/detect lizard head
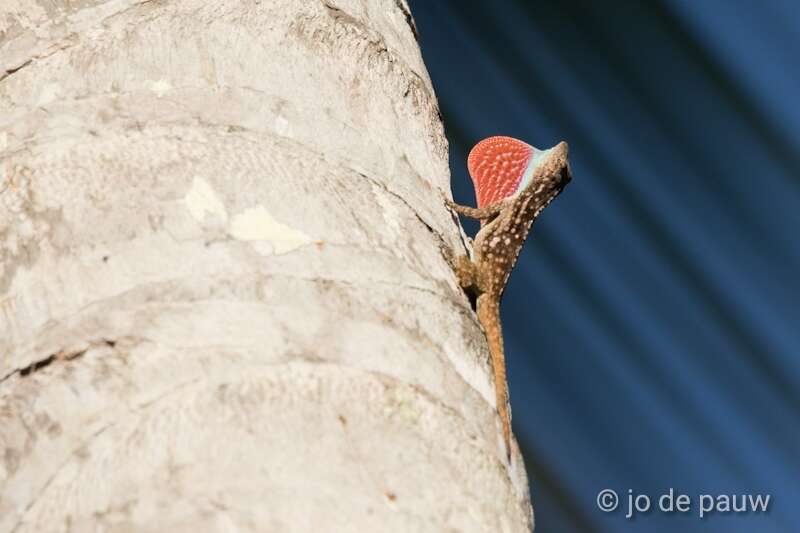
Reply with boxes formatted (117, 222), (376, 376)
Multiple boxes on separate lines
(467, 136), (571, 209)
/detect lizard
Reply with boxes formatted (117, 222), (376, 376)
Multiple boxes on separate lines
(444, 135), (572, 459)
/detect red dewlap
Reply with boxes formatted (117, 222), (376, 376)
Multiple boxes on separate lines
(467, 136), (533, 207)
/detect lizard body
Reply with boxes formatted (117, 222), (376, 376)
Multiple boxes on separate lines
(446, 136), (571, 458)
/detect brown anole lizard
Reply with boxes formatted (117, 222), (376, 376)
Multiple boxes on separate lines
(445, 136), (572, 459)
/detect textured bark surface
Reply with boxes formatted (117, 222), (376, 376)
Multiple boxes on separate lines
(0, 1), (532, 531)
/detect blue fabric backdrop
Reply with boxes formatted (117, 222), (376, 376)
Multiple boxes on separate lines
(411, 1), (799, 532)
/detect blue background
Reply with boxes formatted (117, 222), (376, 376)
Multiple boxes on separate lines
(411, 1), (799, 532)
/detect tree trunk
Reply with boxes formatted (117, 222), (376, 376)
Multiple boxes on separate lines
(0, 1), (532, 531)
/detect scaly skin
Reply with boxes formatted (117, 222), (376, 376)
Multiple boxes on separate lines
(447, 139), (571, 459)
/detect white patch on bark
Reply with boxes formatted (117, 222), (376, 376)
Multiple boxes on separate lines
(184, 177), (229, 224)
(36, 83), (61, 106)
(274, 115), (290, 135)
(149, 79), (172, 97)
(375, 191), (402, 242)
(229, 205), (312, 255)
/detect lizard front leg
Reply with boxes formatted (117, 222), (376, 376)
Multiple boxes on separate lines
(445, 198), (505, 221)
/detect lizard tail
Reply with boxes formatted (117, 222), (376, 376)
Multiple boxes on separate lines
(477, 295), (512, 459)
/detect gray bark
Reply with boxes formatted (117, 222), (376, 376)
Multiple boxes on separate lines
(0, 1), (532, 531)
